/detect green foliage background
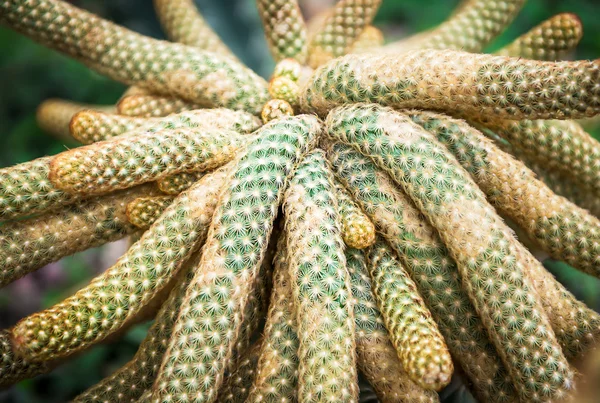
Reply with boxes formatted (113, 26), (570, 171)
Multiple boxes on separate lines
(0, 1), (599, 402)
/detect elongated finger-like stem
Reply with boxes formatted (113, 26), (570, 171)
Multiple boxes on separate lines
(117, 95), (199, 118)
(366, 237), (452, 390)
(0, 330), (49, 389)
(257, 0), (308, 63)
(151, 115), (321, 402)
(496, 13), (582, 61)
(350, 26), (384, 54)
(70, 109), (260, 144)
(10, 167), (230, 363)
(49, 128), (246, 195)
(346, 248), (439, 402)
(0, 184), (159, 287)
(0, 0), (269, 114)
(301, 50), (600, 120)
(334, 181), (376, 249)
(155, 171), (207, 195)
(322, 139), (518, 402)
(126, 195), (174, 229)
(219, 340), (263, 403)
(306, 0), (382, 68)
(326, 104), (573, 402)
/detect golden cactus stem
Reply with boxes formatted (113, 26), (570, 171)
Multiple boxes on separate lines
(0, 184), (159, 287)
(49, 127), (247, 196)
(300, 50), (600, 120)
(495, 13), (583, 61)
(321, 138), (518, 402)
(218, 339), (264, 403)
(350, 26), (385, 54)
(117, 94), (199, 118)
(346, 248), (439, 403)
(326, 104), (573, 402)
(9, 167), (230, 363)
(306, 0), (382, 68)
(126, 195), (175, 229)
(0, 330), (50, 389)
(0, 0), (269, 114)
(70, 108), (261, 144)
(36, 99), (115, 142)
(155, 171), (208, 195)
(153, 0), (236, 59)
(383, 0), (526, 53)
(334, 181), (376, 249)
(412, 111), (600, 280)
(257, 0), (308, 63)
(150, 115), (321, 402)
(283, 150), (358, 402)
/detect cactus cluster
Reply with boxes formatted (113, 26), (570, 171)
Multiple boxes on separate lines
(1, 0), (600, 402)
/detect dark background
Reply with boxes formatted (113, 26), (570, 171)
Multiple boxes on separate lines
(0, 1), (599, 401)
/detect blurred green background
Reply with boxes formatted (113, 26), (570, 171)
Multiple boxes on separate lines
(0, 0), (599, 401)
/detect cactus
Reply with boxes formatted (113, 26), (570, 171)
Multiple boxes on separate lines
(2, 0), (600, 402)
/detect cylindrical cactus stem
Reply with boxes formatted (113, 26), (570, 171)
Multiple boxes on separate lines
(334, 181), (376, 249)
(0, 184), (159, 287)
(155, 171), (207, 195)
(49, 128), (247, 196)
(153, 0), (236, 59)
(126, 195), (175, 229)
(366, 237), (453, 391)
(36, 99), (114, 142)
(0, 0), (269, 114)
(247, 235), (300, 403)
(150, 115), (321, 402)
(257, 0), (308, 63)
(412, 111), (600, 279)
(322, 138), (518, 403)
(350, 26), (385, 54)
(383, 0), (526, 53)
(70, 108), (261, 144)
(9, 166), (231, 363)
(283, 150), (358, 402)
(346, 248), (439, 403)
(117, 95), (199, 118)
(300, 50), (600, 120)
(218, 340), (264, 403)
(0, 330), (50, 389)
(495, 13), (583, 60)
(326, 104), (574, 402)
(306, 0), (382, 68)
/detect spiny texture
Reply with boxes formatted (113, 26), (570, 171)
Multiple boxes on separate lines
(301, 50), (600, 120)
(117, 95), (198, 118)
(334, 181), (376, 249)
(49, 128), (245, 195)
(126, 195), (175, 229)
(10, 167), (230, 362)
(496, 13), (583, 60)
(70, 108), (260, 144)
(322, 139), (518, 402)
(326, 104), (573, 401)
(366, 238), (453, 390)
(151, 115), (320, 403)
(261, 99), (294, 124)
(346, 248), (438, 403)
(283, 150), (358, 402)
(0, 0), (269, 114)
(156, 171), (207, 195)
(218, 340), (263, 403)
(0, 184), (158, 287)
(0, 330), (49, 389)
(257, 0), (307, 63)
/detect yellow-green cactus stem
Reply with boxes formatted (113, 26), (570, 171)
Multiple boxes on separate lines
(366, 237), (453, 390)
(219, 340), (263, 403)
(257, 0), (308, 63)
(383, 0), (526, 53)
(150, 115), (321, 403)
(272, 58), (303, 82)
(322, 139), (518, 402)
(268, 76), (299, 106)
(346, 248), (439, 403)
(306, 0), (382, 68)
(0, 184), (159, 287)
(0, 0), (269, 114)
(10, 167), (231, 363)
(495, 13), (583, 61)
(153, 0), (236, 59)
(0, 330), (50, 389)
(326, 104), (574, 401)
(49, 128), (246, 196)
(117, 94), (199, 118)
(126, 195), (175, 229)
(155, 171), (207, 195)
(350, 26), (385, 54)
(261, 99), (294, 124)
(300, 50), (600, 120)
(246, 235), (299, 403)
(283, 150), (358, 402)
(334, 181), (376, 249)
(70, 108), (261, 144)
